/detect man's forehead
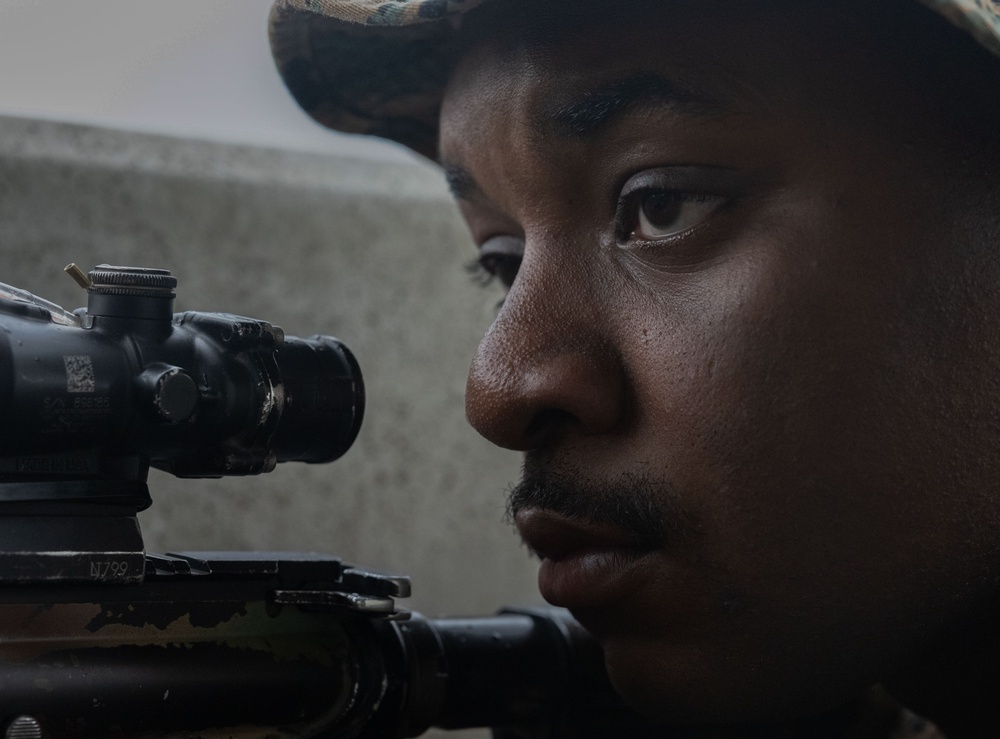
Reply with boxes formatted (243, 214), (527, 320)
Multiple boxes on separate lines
(442, 0), (853, 125)
(440, 67), (734, 202)
(439, 2), (807, 168)
(438, 0), (1000, 200)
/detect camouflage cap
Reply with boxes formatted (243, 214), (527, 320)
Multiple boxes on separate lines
(268, 0), (1000, 160)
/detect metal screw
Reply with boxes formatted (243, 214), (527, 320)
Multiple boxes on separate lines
(5, 716), (43, 739)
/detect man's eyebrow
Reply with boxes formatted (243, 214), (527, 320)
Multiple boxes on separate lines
(440, 75), (724, 200)
(545, 72), (726, 138)
(444, 163), (480, 201)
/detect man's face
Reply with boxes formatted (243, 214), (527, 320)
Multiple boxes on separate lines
(441, 0), (1000, 724)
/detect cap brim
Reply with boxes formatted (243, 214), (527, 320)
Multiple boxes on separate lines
(270, 0), (1000, 162)
(269, 3), (457, 160)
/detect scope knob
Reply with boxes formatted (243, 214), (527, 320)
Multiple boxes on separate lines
(139, 365), (199, 423)
(88, 265), (176, 297)
(86, 265), (176, 321)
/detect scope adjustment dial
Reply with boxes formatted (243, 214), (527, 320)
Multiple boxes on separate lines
(88, 265), (177, 298)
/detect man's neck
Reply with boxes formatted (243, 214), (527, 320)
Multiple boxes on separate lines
(883, 601), (1000, 739)
(661, 689), (926, 739)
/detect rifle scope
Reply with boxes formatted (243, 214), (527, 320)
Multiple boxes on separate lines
(0, 264), (364, 477)
(0, 264), (364, 584)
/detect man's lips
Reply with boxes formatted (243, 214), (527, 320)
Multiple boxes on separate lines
(515, 507), (659, 609)
(515, 507), (646, 559)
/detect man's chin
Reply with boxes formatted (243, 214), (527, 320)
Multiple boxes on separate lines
(598, 633), (872, 730)
(600, 636), (730, 725)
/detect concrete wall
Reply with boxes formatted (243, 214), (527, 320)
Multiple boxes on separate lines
(0, 115), (540, 738)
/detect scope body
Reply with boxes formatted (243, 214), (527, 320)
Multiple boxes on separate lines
(0, 266), (364, 478)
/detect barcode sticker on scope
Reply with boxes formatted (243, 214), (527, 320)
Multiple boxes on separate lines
(63, 355), (95, 393)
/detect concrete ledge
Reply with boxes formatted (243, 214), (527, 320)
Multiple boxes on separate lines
(0, 114), (537, 618)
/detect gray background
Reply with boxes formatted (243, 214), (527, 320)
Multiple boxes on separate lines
(0, 0), (409, 162)
(0, 114), (541, 738)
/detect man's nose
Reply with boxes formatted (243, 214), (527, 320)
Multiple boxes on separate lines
(464, 258), (627, 452)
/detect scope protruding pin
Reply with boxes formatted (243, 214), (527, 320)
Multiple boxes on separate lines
(64, 263), (93, 290)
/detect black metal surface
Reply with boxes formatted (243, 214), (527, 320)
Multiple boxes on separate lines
(0, 553), (406, 738)
(0, 641), (351, 736)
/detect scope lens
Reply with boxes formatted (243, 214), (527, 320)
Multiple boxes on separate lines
(272, 336), (364, 464)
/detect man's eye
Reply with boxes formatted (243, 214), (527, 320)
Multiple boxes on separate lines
(626, 189), (723, 241)
(467, 235), (523, 289)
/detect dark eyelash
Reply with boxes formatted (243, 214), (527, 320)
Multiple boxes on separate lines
(466, 257), (497, 287)
(466, 255), (517, 311)
(465, 259), (507, 310)
(467, 251), (522, 290)
(615, 189), (715, 240)
(615, 188), (663, 238)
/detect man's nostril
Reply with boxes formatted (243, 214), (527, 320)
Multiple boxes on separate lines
(524, 408), (578, 447)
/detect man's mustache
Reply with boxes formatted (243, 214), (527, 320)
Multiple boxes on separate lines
(505, 461), (700, 551)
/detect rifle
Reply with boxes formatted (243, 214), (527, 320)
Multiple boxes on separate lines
(0, 264), (661, 738)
